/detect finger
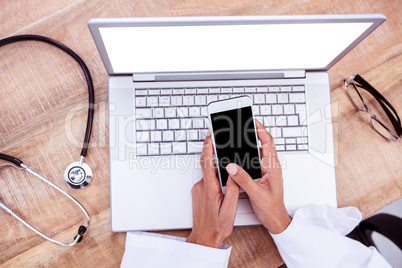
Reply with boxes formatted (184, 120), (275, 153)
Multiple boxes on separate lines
(226, 163), (259, 195)
(255, 119), (277, 175)
(220, 177), (240, 217)
(200, 132), (220, 188)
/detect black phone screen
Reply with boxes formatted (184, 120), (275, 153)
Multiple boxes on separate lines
(211, 106), (262, 186)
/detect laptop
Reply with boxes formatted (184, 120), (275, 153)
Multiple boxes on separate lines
(88, 14), (385, 231)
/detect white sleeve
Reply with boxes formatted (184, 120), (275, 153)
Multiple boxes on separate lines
(270, 204), (392, 268)
(120, 232), (231, 268)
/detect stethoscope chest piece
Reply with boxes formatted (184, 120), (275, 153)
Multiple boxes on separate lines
(64, 160), (92, 189)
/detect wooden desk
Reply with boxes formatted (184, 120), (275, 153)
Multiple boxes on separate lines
(1, 0), (401, 267)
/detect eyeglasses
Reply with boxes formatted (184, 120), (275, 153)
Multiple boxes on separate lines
(344, 75), (401, 142)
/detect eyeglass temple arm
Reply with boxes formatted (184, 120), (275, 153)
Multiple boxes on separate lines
(354, 75), (402, 136)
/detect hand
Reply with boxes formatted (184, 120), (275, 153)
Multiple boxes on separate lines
(225, 120), (291, 234)
(187, 131), (240, 248)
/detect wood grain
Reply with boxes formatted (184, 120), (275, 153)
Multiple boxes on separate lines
(0, 0), (401, 267)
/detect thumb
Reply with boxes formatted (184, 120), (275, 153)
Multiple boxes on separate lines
(226, 163), (258, 195)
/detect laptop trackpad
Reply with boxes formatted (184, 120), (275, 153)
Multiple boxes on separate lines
(237, 199), (253, 214)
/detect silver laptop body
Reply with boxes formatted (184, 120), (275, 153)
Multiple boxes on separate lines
(88, 14), (385, 231)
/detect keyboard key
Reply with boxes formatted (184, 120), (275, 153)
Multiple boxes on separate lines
(209, 88), (220, 94)
(219, 94), (230, 100)
(255, 116), (264, 125)
(197, 88), (209, 94)
(272, 105), (283, 115)
(136, 108), (152, 118)
(169, 119), (180, 129)
(189, 107), (201, 117)
(188, 141), (204, 154)
(275, 138), (285, 145)
(183, 96), (194, 106)
(289, 93), (306, 103)
(264, 116), (275, 127)
(188, 130), (199, 140)
(283, 104), (295, 114)
(147, 96), (158, 107)
(292, 86), (305, 92)
(136, 120), (155, 131)
(161, 89), (172, 95)
(135, 97), (146, 107)
(201, 107), (208, 116)
(253, 106), (260, 115)
(199, 129), (208, 140)
(165, 107), (176, 118)
(295, 104), (307, 125)
(207, 95), (218, 103)
(153, 108), (164, 118)
(195, 95), (207, 106)
(136, 131), (149, 142)
(254, 94), (265, 104)
(160, 143), (172, 154)
(286, 144), (297, 151)
(156, 119), (168, 130)
(277, 93), (289, 103)
(171, 96), (182, 106)
(297, 137), (308, 144)
(233, 87), (245, 93)
(257, 87), (268, 92)
(204, 118), (209, 128)
(173, 142), (187, 154)
(185, 88), (197, 94)
(260, 105), (272, 115)
(159, 96), (170, 106)
(276, 116), (287, 126)
(270, 127), (282, 138)
(136, 89), (148, 95)
(148, 89), (160, 95)
(148, 143), (159, 155)
(286, 138), (296, 144)
(269, 86), (280, 92)
(180, 118), (192, 129)
(265, 94), (277, 103)
(221, 87), (232, 93)
(280, 86), (292, 92)
(163, 131), (174, 141)
(297, 144), (309, 150)
(136, 144), (147, 155)
(282, 127), (307, 137)
(245, 87), (257, 93)
(287, 115), (299, 126)
(150, 131), (162, 142)
(173, 88), (185, 95)
(276, 145), (285, 151)
(175, 130), (187, 141)
(193, 118), (204, 128)
(177, 107), (189, 117)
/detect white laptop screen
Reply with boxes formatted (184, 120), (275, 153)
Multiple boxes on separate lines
(98, 22), (372, 73)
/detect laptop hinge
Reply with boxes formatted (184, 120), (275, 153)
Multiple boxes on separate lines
(133, 70), (305, 82)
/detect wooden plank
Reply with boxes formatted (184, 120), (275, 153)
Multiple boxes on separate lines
(0, 0), (401, 267)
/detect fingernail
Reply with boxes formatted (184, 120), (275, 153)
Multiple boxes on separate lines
(206, 129), (211, 136)
(226, 164), (237, 175)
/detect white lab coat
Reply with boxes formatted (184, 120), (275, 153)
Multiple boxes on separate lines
(120, 205), (391, 268)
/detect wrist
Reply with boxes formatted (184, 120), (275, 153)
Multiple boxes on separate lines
(265, 212), (292, 234)
(187, 232), (222, 248)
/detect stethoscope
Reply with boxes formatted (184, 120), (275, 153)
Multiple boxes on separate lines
(0, 35), (94, 246)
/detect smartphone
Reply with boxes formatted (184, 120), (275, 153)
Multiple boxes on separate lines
(208, 96), (262, 193)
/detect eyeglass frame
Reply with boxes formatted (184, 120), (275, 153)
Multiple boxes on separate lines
(344, 74), (401, 142)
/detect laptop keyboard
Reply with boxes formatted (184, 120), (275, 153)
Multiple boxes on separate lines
(135, 85), (308, 156)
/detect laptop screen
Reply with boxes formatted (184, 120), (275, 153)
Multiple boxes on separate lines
(97, 20), (375, 74)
